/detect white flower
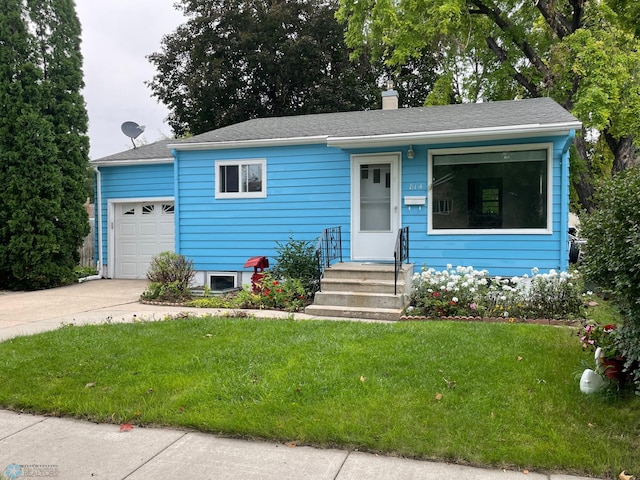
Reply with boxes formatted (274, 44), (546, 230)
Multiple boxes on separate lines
(531, 267), (539, 274)
(452, 297), (459, 303)
(446, 263), (453, 270)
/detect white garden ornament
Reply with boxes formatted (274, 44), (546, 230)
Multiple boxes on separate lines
(579, 347), (607, 394)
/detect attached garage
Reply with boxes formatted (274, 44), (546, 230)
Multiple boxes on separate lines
(112, 200), (175, 279)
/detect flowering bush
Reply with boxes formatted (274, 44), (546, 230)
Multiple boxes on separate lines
(579, 323), (620, 358)
(408, 265), (585, 320)
(235, 273), (307, 312)
(410, 265), (490, 317)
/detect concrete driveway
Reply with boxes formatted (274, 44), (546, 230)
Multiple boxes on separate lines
(0, 278), (322, 342)
(0, 279), (150, 341)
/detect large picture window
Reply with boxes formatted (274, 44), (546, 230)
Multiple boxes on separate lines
(429, 146), (551, 233)
(215, 159), (266, 199)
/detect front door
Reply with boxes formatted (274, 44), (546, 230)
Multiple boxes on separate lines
(351, 154), (401, 261)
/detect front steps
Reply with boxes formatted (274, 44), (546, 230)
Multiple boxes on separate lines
(305, 262), (414, 321)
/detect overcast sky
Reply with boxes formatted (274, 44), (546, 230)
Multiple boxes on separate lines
(75, 1), (185, 160)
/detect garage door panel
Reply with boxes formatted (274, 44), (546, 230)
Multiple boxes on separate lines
(140, 242), (160, 255)
(120, 262), (139, 277)
(120, 242), (138, 256)
(119, 223), (138, 237)
(140, 223), (158, 236)
(158, 223), (174, 235)
(115, 201), (175, 279)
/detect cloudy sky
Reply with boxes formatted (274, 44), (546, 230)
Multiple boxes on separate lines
(75, 1), (186, 160)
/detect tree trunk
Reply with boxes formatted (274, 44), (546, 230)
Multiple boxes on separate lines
(572, 130), (596, 213)
(605, 132), (639, 173)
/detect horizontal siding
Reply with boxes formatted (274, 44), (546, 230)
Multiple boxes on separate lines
(176, 145), (351, 271)
(91, 134), (571, 279)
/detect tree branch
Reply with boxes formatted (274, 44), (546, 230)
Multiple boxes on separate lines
(485, 37), (539, 97)
(535, 0), (571, 39)
(468, 0), (549, 79)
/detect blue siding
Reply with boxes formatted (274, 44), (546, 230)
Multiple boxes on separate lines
(97, 163), (174, 266)
(99, 131), (573, 279)
(175, 145), (351, 271)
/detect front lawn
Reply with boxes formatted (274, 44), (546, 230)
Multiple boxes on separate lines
(0, 318), (637, 478)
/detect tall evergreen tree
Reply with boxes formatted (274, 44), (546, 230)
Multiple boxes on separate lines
(0, 0), (90, 289)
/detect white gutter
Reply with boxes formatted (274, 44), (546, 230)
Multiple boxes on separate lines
(92, 166), (104, 278)
(327, 122), (583, 148)
(169, 135), (329, 151)
(90, 157), (173, 167)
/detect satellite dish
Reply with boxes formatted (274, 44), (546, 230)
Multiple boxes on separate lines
(121, 121), (146, 148)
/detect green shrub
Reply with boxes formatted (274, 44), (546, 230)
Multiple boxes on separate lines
(581, 166), (640, 391)
(141, 252), (194, 302)
(270, 234), (320, 297)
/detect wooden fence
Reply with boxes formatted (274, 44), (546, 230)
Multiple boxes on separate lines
(79, 221), (95, 268)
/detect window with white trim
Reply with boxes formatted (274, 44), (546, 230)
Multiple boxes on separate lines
(215, 159), (267, 199)
(429, 145), (551, 234)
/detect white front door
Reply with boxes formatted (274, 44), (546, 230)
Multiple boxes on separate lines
(351, 154), (401, 261)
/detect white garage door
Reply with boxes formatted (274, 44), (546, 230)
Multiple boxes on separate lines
(115, 201), (175, 279)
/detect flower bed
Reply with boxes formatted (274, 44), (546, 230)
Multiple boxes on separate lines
(406, 265), (585, 322)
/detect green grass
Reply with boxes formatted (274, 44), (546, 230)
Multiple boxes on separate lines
(0, 317), (637, 478)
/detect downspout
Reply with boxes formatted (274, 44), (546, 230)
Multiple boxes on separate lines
(172, 149), (180, 256)
(93, 166), (104, 278)
(559, 131), (575, 271)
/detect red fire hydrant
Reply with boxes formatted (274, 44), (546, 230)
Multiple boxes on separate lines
(244, 256), (269, 293)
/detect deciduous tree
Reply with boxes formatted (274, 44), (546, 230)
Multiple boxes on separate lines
(337, 0), (640, 211)
(147, 0), (388, 136)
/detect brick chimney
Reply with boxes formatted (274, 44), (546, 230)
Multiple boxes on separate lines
(382, 80), (399, 110)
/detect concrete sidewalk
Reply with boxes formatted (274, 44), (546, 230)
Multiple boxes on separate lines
(0, 411), (594, 480)
(0, 280), (601, 480)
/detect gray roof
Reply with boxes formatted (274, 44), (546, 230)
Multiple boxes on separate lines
(91, 139), (174, 165)
(93, 97), (580, 164)
(182, 97), (579, 145)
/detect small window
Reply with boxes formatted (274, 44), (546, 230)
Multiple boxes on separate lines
(215, 159), (267, 199)
(142, 204), (155, 215)
(162, 204), (174, 215)
(208, 272), (240, 291)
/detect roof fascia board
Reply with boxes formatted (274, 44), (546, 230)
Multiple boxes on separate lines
(91, 157), (174, 167)
(326, 122), (583, 148)
(169, 135), (329, 151)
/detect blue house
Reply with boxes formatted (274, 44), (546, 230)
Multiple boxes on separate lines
(92, 94), (580, 318)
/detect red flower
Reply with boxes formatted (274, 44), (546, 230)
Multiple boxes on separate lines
(433, 291), (440, 298)
(604, 324), (617, 332)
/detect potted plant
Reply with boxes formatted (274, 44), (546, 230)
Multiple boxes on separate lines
(579, 323), (625, 380)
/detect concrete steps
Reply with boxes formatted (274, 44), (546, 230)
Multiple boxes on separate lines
(305, 263), (414, 321)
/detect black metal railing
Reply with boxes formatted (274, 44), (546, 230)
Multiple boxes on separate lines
(394, 226), (409, 295)
(315, 226), (342, 292)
